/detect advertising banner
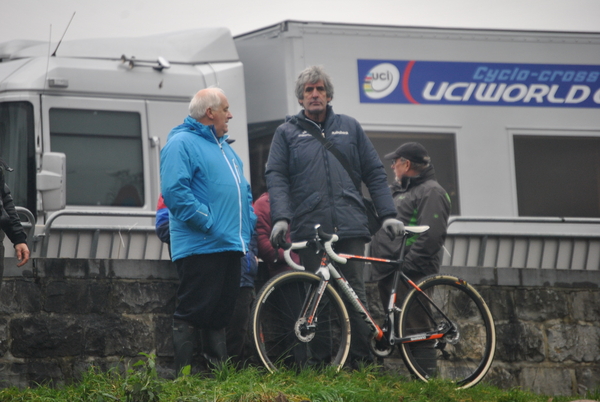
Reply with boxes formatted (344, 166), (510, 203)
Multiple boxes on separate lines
(358, 59), (600, 108)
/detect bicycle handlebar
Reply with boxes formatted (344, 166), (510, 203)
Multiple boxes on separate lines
(283, 241), (308, 270)
(281, 224), (430, 271)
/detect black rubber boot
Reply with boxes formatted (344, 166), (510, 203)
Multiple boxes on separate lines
(173, 319), (196, 377)
(203, 328), (228, 367)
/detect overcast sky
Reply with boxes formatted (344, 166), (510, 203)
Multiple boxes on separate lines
(1, 0), (599, 44)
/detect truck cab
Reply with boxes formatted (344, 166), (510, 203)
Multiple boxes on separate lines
(0, 29), (249, 259)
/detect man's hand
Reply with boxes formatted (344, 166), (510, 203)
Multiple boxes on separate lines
(270, 220), (289, 249)
(14, 243), (30, 267)
(382, 218), (404, 240)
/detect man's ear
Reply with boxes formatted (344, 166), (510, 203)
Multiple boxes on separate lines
(205, 107), (214, 119)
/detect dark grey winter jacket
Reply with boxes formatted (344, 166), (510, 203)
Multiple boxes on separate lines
(266, 106), (396, 242)
(370, 165), (450, 280)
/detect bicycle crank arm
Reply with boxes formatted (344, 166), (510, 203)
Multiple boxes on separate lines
(397, 331), (445, 344)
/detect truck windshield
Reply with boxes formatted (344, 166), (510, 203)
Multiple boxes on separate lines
(0, 101), (34, 212)
(49, 108), (145, 207)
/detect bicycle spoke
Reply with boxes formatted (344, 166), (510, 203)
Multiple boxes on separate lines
(398, 275), (496, 388)
(252, 271), (351, 372)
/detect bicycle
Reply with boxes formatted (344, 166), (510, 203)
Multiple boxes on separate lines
(251, 224), (496, 389)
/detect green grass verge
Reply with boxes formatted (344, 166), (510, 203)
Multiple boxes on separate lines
(0, 354), (597, 402)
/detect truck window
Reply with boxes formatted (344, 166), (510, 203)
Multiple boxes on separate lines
(0, 101), (35, 213)
(49, 108), (144, 207)
(367, 131), (460, 216)
(514, 135), (600, 218)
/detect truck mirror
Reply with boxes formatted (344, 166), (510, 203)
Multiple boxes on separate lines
(37, 152), (66, 211)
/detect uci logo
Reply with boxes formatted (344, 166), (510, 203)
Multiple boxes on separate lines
(363, 63), (400, 99)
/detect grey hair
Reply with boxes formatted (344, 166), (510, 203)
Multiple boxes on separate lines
(189, 87), (225, 120)
(399, 156), (430, 172)
(294, 66), (334, 101)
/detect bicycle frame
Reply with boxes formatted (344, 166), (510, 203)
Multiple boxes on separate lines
(284, 226), (456, 348)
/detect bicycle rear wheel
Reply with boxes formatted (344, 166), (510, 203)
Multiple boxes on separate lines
(398, 275), (495, 389)
(251, 271), (351, 372)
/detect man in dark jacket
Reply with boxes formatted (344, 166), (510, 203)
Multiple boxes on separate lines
(370, 142), (450, 375)
(266, 65), (404, 367)
(370, 142), (450, 292)
(0, 160), (29, 279)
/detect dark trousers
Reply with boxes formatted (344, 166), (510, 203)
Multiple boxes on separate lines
(226, 286), (255, 363)
(174, 252), (241, 330)
(298, 237), (373, 363)
(0, 231), (5, 285)
(378, 271), (436, 350)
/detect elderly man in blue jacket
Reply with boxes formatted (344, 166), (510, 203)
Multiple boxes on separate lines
(160, 87), (256, 376)
(266, 66), (404, 368)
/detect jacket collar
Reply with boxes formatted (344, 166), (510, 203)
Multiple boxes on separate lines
(183, 116), (229, 144)
(289, 104), (334, 127)
(392, 165), (437, 193)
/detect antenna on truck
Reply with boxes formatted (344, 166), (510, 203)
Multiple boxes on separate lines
(51, 11), (76, 57)
(43, 25), (52, 91)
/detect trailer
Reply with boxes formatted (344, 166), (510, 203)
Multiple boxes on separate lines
(0, 29), (250, 260)
(235, 21), (600, 270)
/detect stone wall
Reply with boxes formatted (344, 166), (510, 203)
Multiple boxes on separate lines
(0, 259), (179, 388)
(0, 258), (598, 396)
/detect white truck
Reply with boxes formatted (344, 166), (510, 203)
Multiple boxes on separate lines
(235, 21), (600, 270)
(0, 29), (250, 260)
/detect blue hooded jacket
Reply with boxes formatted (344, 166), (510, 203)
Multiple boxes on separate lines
(160, 116), (256, 261)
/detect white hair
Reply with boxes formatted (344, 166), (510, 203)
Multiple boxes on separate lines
(189, 87), (225, 120)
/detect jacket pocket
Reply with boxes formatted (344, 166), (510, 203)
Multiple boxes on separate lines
(293, 192), (321, 219)
(341, 188), (364, 209)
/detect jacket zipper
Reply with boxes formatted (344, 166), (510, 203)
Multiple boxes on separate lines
(214, 132), (246, 253)
(304, 118), (339, 232)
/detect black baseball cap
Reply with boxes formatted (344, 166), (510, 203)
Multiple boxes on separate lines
(384, 142), (430, 164)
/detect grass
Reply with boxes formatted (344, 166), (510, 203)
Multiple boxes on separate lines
(0, 354), (597, 402)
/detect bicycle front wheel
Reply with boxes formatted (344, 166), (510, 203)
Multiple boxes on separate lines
(251, 271), (351, 372)
(398, 274), (496, 389)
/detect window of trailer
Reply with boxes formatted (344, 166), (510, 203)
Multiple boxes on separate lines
(514, 134), (600, 218)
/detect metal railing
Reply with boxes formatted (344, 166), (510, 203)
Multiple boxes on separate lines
(15, 207), (36, 241)
(33, 209), (168, 260)
(445, 217), (600, 270)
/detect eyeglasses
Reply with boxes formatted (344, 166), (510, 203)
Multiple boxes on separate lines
(392, 158), (411, 168)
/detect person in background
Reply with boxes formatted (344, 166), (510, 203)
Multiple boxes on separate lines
(225, 232), (258, 365)
(0, 158), (29, 281)
(254, 191), (299, 279)
(160, 87), (256, 376)
(155, 194), (170, 258)
(265, 65), (404, 367)
(370, 142), (450, 375)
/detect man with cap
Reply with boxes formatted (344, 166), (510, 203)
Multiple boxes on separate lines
(369, 141), (450, 375)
